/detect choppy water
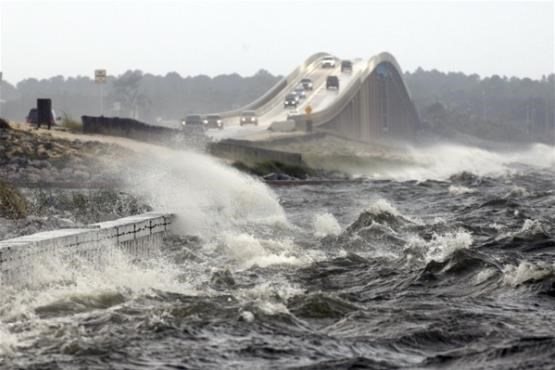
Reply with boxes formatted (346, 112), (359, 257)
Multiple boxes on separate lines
(1, 143), (554, 369)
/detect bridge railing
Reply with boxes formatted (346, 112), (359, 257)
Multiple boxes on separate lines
(307, 52), (415, 129)
(213, 52), (331, 119)
(308, 64), (366, 127)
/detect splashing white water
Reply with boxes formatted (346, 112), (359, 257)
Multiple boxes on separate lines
(503, 261), (554, 287)
(313, 213), (342, 238)
(448, 185), (477, 195)
(124, 149), (288, 237)
(304, 139), (555, 181)
(518, 219), (545, 234)
(236, 280), (304, 315)
(365, 198), (422, 226)
(0, 245), (193, 322)
(505, 185), (529, 198)
(240, 310), (255, 322)
(1, 147), (296, 341)
(367, 198), (401, 216)
(0, 243), (199, 356)
(224, 233), (302, 268)
(475, 268), (498, 285)
(116, 147), (306, 271)
(406, 230), (474, 263)
(0, 327), (17, 356)
(427, 230), (473, 262)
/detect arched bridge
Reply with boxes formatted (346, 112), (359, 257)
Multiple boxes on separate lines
(207, 52), (420, 144)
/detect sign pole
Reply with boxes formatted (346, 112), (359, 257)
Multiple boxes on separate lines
(304, 104), (313, 132)
(0, 72), (3, 118)
(95, 69), (107, 116)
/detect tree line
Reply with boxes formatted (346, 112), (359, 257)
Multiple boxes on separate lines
(0, 69), (280, 124)
(404, 68), (554, 143)
(1, 67), (553, 143)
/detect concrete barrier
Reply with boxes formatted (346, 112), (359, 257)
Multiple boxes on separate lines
(0, 212), (173, 285)
(268, 120), (296, 132)
(81, 116), (208, 149)
(209, 139), (303, 166)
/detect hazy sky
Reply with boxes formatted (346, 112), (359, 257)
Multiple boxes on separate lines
(0, 0), (553, 84)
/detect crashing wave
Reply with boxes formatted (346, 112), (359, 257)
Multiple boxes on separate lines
(448, 185), (477, 195)
(405, 230), (474, 264)
(505, 185), (530, 198)
(313, 213), (342, 238)
(346, 199), (414, 234)
(502, 261), (554, 287)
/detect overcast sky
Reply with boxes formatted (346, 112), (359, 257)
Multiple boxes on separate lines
(0, 0), (553, 84)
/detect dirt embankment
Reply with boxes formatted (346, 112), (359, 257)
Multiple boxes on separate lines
(0, 123), (134, 186)
(0, 123), (152, 240)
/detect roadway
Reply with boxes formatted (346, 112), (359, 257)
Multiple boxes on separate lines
(206, 56), (365, 142)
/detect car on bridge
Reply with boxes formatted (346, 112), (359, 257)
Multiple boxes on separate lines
(326, 75), (340, 90)
(182, 114), (203, 127)
(321, 56), (336, 68)
(300, 78), (313, 90)
(293, 86), (306, 100)
(203, 114), (223, 129)
(181, 114), (206, 134)
(240, 110), (258, 126)
(284, 93), (298, 108)
(341, 60), (353, 73)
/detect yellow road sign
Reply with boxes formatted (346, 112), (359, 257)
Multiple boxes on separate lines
(304, 105), (312, 115)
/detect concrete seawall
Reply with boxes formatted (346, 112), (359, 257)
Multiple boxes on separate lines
(209, 139), (304, 166)
(0, 212), (173, 285)
(81, 116), (304, 166)
(82, 116), (179, 143)
(81, 116), (208, 149)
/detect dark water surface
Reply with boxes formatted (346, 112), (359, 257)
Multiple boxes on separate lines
(1, 153), (554, 369)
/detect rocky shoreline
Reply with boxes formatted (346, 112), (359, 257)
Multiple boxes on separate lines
(0, 123), (130, 186)
(0, 123), (149, 240)
(0, 121), (347, 240)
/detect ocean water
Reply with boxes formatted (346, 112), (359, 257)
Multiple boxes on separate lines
(1, 142), (554, 369)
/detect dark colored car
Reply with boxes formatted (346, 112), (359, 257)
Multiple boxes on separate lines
(284, 94), (298, 108)
(341, 60), (353, 73)
(326, 76), (340, 90)
(182, 114), (203, 126)
(204, 114), (223, 129)
(25, 108), (38, 124)
(26, 108), (58, 126)
(300, 78), (313, 90)
(181, 114), (206, 134)
(293, 86), (306, 100)
(240, 111), (258, 126)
